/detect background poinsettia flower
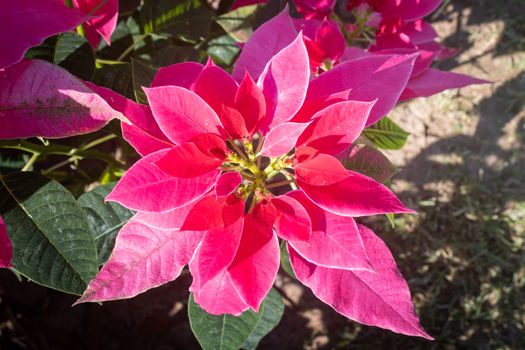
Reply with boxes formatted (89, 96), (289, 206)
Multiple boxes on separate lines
(72, 0), (119, 48)
(0, 215), (12, 268)
(77, 31), (430, 339)
(231, 0), (335, 19)
(294, 19), (346, 72)
(249, 7), (486, 104)
(234, 9), (418, 126)
(0, 0), (88, 69)
(344, 0), (489, 96)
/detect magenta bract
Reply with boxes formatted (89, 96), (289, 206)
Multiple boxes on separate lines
(73, 0), (119, 48)
(0, 0), (87, 69)
(0, 60), (125, 139)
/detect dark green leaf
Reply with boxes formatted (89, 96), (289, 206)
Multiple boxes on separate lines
(343, 144), (399, 183)
(189, 289), (283, 350)
(207, 35), (240, 66)
(279, 240), (296, 278)
(0, 172), (98, 295)
(0, 153), (26, 173)
(140, 0), (214, 42)
(54, 33), (96, 80)
(153, 45), (202, 67)
(216, 5), (258, 43)
(25, 33), (95, 80)
(131, 59), (157, 104)
(363, 117), (410, 150)
(78, 183), (134, 265)
(241, 288), (284, 350)
(94, 63), (134, 99)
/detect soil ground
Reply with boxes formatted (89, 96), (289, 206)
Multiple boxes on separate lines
(1, 0), (524, 349)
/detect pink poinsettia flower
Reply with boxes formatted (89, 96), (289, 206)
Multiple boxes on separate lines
(72, 0), (119, 48)
(233, 9), (418, 126)
(240, 7), (486, 102)
(231, 0), (335, 19)
(78, 31), (431, 338)
(294, 19), (346, 73)
(345, 1), (457, 67)
(0, 215), (12, 268)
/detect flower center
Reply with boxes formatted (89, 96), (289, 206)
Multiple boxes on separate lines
(221, 133), (295, 206)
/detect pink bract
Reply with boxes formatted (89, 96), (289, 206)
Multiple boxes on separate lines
(73, 0), (119, 48)
(0, 215), (12, 268)
(78, 31), (430, 339)
(0, 60), (125, 139)
(0, 0), (88, 69)
(294, 19), (346, 73)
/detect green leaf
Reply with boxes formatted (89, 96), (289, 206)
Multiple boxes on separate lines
(78, 183), (134, 265)
(207, 35), (240, 66)
(216, 5), (258, 43)
(140, 0), (214, 42)
(241, 288), (285, 350)
(343, 144), (399, 183)
(54, 32), (96, 80)
(189, 288), (284, 350)
(0, 172), (98, 295)
(386, 213), (395, 228)
(363, 117), (410, 150)
(94, 63), (134, 99)
(153, 45), (202, 67)
(25, 32), (95, 80)
(131, 59), (157, 104)
(0, 153), (26, 173)
(279, 240), (296, 278)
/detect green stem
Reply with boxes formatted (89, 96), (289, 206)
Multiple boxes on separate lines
(21, 153), (41, 172)
(42, 158), (77, 176)
(0, 134), (121, 174)
(96, 59), (126, 66)
(83, 134), (116, 150)
(116, 34), (149, 61)
(41, 134), (118, 175)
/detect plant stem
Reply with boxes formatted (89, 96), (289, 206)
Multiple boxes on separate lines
(83, 134), (116, 150)
(21, 153), (40, 172)
(41, 134), (117, 175)
(116, 34), (149, 61)
(42, 158), (77, 176)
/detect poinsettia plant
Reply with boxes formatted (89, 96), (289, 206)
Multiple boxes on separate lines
(0, 0), (486, 348)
